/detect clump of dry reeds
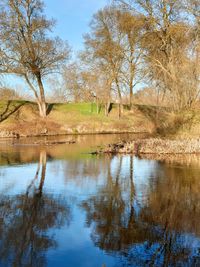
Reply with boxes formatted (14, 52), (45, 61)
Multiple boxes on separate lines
(99, 138), (200, 155)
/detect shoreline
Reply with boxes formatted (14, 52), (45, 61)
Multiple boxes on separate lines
(1, 130), (200, 156)
(1, 132), (200, 155)
(96, 138), (200, 155)
(0, 130), (149, 139)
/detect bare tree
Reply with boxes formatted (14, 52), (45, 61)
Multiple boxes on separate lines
(80, 68), (112, 114)
(84, 6), (125, 118)
(0, 0), (70, 118)
(117, 10), (145, 106)
(47, 76), (67, 103)
(117, 0), (200, 110)
(185, 0), (200, 106)
(0, 87), (20, 100)
(62, 62), (83, 103)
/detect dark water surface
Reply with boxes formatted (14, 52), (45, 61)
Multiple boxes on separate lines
(0, 134), (200, 267)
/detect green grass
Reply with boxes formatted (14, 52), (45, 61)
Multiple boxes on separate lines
(53, 102), (105, 117)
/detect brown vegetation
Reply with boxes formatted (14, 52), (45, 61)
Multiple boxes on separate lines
(99, 138), (200, 155)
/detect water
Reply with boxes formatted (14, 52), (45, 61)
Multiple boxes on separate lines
(0, 134), (200, 267)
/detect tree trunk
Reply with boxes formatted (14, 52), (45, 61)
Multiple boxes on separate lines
(129, 78), (134, 108)
(38, 150), (47, 196)
(36, 73), (47, 118)
(129, 60), (135, 108)
(96, 98), (100, 114)
(118, 102), (121, 119)
(105, 79), (113, 116)
(115, 78), (122, 119)
(105, 101), (111, 116)
(128, 39), (135, 109)
(37, 100), (46, 118)
(130, 90), (133, 108)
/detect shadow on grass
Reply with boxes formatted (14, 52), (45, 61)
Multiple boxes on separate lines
(136, 104), (167, 125)
(0, 101), (26, 123)
(157, 112), (196, 136)
(136, 104), (195, 136)
(46, 103), (54, 115)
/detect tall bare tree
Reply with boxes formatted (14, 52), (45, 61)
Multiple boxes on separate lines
(84, 6), (125, 118)
(0, 0), (70, 118)
(117, 10), (145, 106)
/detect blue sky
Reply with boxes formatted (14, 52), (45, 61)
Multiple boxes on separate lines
(44, 0), (108, 52)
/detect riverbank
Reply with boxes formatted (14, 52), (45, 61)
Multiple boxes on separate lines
(1, 100), (200, 139)
(97, 138), (200, 155)
(0, 100), (154, 137)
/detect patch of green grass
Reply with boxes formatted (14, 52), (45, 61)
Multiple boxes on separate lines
(53, 102), (105, 116)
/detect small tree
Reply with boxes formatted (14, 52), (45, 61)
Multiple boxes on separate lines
(0, 87), (20, 100)
(62, 62), (83, 103)
(0, 0), (70, 118)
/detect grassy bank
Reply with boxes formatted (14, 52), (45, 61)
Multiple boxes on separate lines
(0, 100), (154, 137)
(0, 100), (200, 138)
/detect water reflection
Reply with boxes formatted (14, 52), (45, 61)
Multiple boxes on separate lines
(0, 150), (70, 267)
(81, 156), (200, 266)
(0, 140), (200, 266)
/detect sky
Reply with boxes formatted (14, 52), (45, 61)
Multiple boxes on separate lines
(44, 0), (108, 52)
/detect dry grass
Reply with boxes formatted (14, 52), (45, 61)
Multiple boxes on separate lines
(100, 138), (200, 154)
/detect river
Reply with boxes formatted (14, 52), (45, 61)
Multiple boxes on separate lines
(0, 134), (200, 267)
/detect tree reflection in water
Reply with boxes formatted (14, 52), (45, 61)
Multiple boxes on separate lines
(0, 150), (70, 267)
(81, 156), (200, 266)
